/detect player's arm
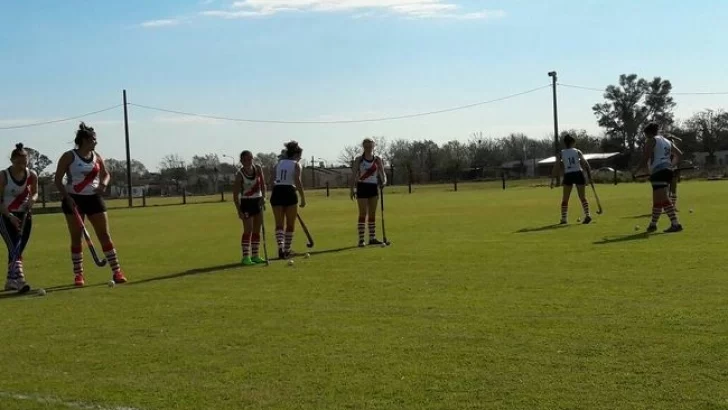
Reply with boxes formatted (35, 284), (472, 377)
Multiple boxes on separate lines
(28, 170), (39, 206)
(634, 139), (654, 176)
(54, 151), (74, 200)
(232, 171), (242, 213)
(671, 144), (683, 166)
(551, 152), (562, 178)
(0, 172), (9, 217)
(295, 162), (306, 206)
(376, 157), (387, 187)
(578, 150), (592, 180)
(95, 155), (110, 194)
(257, 165), (267, 200)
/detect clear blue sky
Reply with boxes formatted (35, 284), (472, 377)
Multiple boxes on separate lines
(1, 0), (727, 172)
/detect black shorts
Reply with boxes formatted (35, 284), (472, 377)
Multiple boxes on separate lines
(356, 182), (379, 199)
(650, 169), (674, 190)
(61, 194), (107, 216)
(563, 171), (586, 186)
(270, 185), (298, 207)
(239, 198), (262, 218)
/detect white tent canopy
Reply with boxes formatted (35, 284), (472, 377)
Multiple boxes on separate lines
(538, 152), (620, 165)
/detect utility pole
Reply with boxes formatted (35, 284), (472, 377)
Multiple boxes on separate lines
(548, 71), (560, 187)
(123, 90), (133, 207)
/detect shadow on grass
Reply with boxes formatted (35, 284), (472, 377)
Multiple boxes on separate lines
(0, 246), (362, 299)
(593, 232), (659, 245)
(516, 224), (570, 233)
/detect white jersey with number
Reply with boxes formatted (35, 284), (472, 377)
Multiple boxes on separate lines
(561, 148), (582, 174)
(2, 168), (31, 212)
(66, 150), (101, 196)
(274, 159), (297, 186)
(650, 136), (672, 173)
(239, 167), (263, 198)
(358, 156), (379, 184)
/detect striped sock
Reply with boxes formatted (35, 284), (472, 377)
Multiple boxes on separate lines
(7, 257), (22, 280)
(251, 233), (260, 258)
(650, 203), (662, 226)
(581, 199), (591, 217)
(368, 221), (376, 241)
(357, 217), (365, 242)
(663, 201), (679, 225)
(560, 201), (568, 221)
(242, 233), (252, 259)
(284, 229), (294, 253)
(275, 228), (284, 249)
(670, 194), (678, 209)
(71, 246), (84, 276)
(102, 242), (122, 274)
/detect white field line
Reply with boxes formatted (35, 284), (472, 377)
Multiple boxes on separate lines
(0, 391), (143, 410)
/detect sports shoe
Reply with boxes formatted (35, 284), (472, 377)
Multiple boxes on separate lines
(582, 216), (592, 225)
(368, 238), (383, 246)
(664, 224), (683, 233)
(242, 257), (255, 266)
(358, 240), (366, 248)
(74, 273), (86, 287)
(4, 277), (30, 293)
(251, 256), (267, 264)
(112, 271), (127, 284)
(559, 219), (567, 225)
(646, 224), (658, 233)
(278, 248), (285, 260)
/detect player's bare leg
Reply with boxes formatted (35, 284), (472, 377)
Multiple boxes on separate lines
(356, 198), (368, 247)
(366, 196), (381, 245)
(88, 212), (127, 283)
(576, 184), (592, 224)
(560, 185), (573, 224)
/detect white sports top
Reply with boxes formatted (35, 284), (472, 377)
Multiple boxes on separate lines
(651, 136), (672, 173)
(239, 166), (263, 198)
(358, 156), (379, 184)
(561, 148), (582, 173)
(66, 150), (101, 196)
(274, 159), (297, 186)
(2, 168), (31, 212)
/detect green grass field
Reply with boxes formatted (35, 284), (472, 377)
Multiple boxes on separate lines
(1, 181), (727, 410)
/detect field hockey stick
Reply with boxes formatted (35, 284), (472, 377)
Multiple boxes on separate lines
(588, 181), (604, 215)
(296, 214), (314, 248)
(71, 205), (107, 267)
(634, 166), (698, 179)
(260, 199), (270, 266)
(7, 211), (30, 273)
(379, 186), (390, 245)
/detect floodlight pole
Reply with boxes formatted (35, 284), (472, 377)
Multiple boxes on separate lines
(548, 71), (560, 187)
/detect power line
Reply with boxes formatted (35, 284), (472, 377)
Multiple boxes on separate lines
(559, 83), (728, 96)
(0, 104), (123, 131)
(128, 85), (552, 125)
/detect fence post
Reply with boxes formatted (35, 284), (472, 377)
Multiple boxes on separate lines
(182, 189), (187, 205)
(326, 181), (330, 198)
(41, 182), (47, 208)
(142, 190), (147, 207)
(502, 172), (506, 190)
(220, 187), (225, 202)
(453, 176), (458, 192)
(613, 168), (618, 185)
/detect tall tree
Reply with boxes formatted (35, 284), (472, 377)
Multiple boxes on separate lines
(24, 147), (52, 175)
(592, 74), (676, 155)
(159, 154), (188, 191)
(685, 109), (728, 165)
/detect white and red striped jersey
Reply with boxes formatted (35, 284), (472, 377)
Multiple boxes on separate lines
(239, 166), (263, 198)
(357, 156), (380, 184)
(2, 168), (33, 212)
(65, 150), (101, 196)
